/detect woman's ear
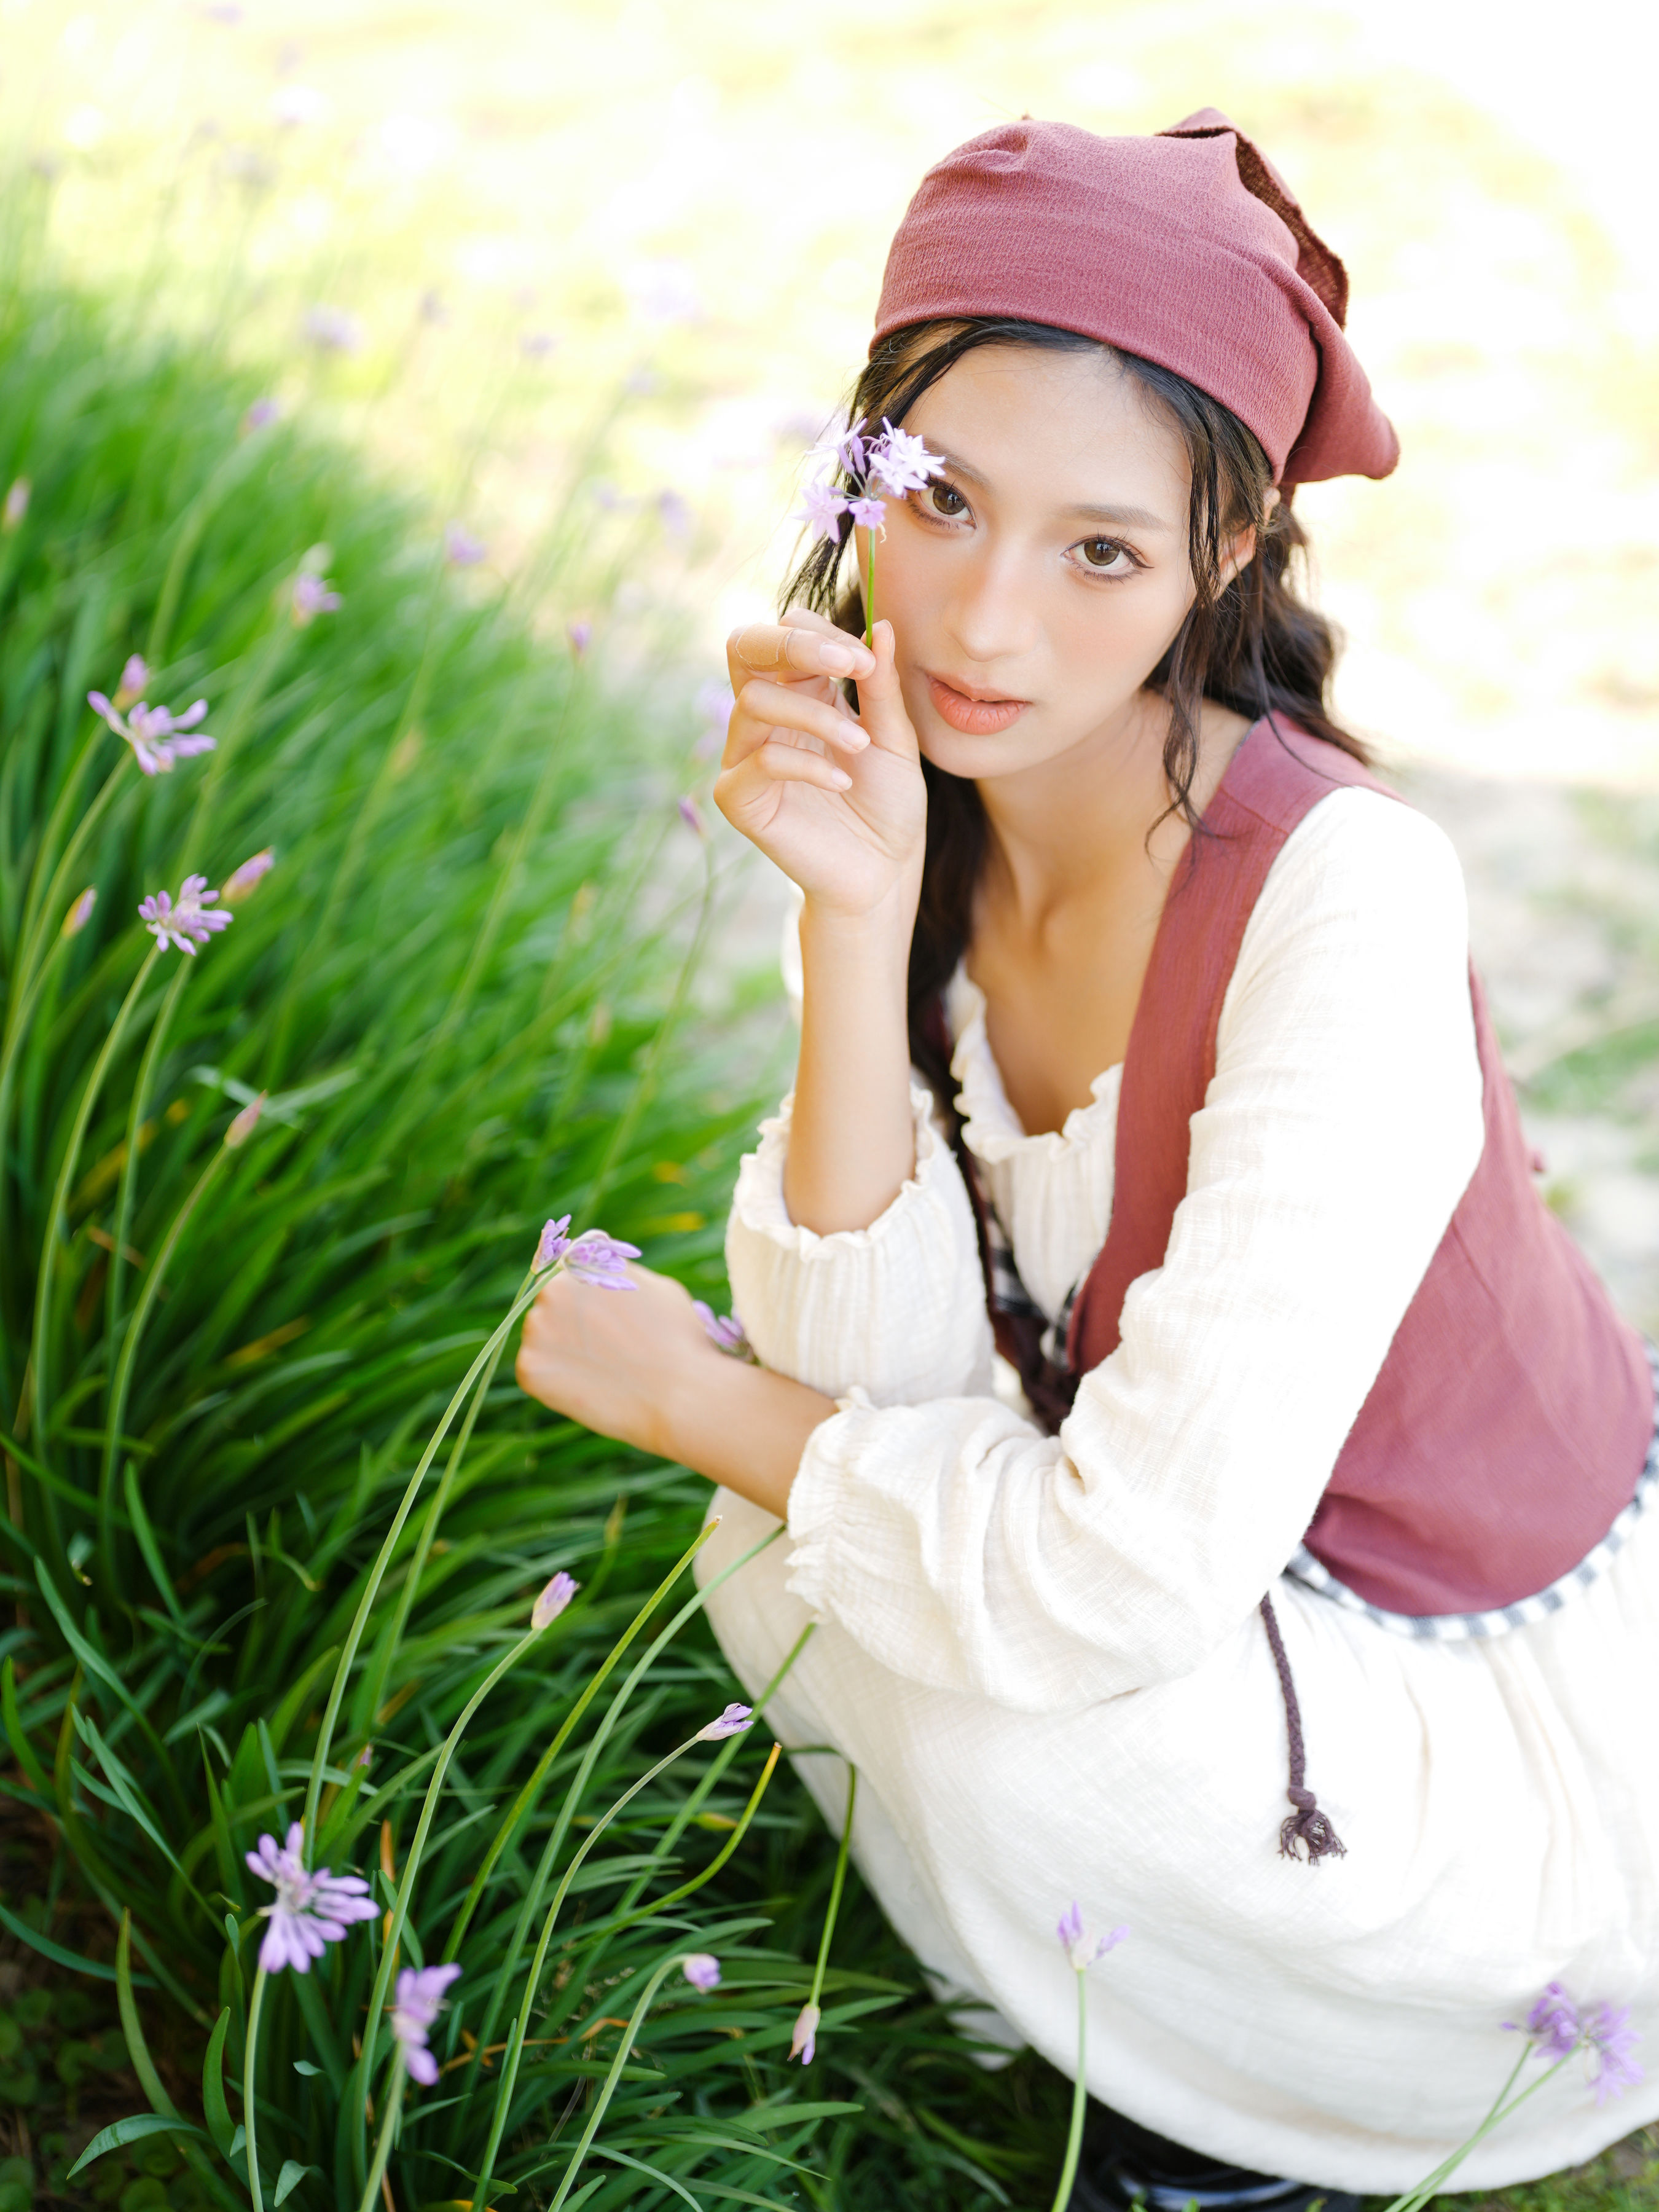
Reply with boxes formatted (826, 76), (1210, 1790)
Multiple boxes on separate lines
(1219, 487), (1281, 587)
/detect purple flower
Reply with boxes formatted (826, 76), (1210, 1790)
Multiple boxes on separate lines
(682, 1953), (721, 1993)
(390, 1963), (462, 2086)
(1584, 2001), (1644, 2104)
(1057, 1902), (1128, 1972)
(834, 418), (868, 478)
(533, 1571), (578, 1630)
(139, 874), (233, 957)
(520, 330), (556, 359)
(61, 888), (96, 938)
(1507, 1981), (1581, 2061)
(88, 688), (215, 776)
(567, 619), (592, 658)
(866, 421), (943, 498)
(657, 490), (693, 539)
(291, 569), (342, 626)
(241, 396), (281, 434)
(445, 522), (487, 567)
(221, 847), (275, 904)
(696, 1703), (753, 1743)
(693, 680), (732, 761)
(245, 1822), (377, 1973)
(692, 1301), (748, 1355)
(113, 655), (149, 711)
(420, 289), (449, 326)
(302, 304), (361, 353)
(793, 478), (847, 544)
(2, 478), (29, 532)
(789, 2001), (819, 2065)
(536, 1214), (573, 1268)
(846, 495), (887, 532)
(563, 1230), (640, 1290)
(677, 795), (707, 838)
(224, 1092), (266, 1149)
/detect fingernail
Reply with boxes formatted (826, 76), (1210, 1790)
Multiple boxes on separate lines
(830, 769), (852, 788)
(820, 646), (858, 674)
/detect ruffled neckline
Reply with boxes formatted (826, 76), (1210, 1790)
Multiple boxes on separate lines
(944, 961), (1123, 1166)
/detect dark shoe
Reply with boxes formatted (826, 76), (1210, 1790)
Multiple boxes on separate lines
(1066, 2106), (1360, 2212)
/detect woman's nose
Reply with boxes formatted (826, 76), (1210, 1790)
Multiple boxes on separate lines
(942, 541), (1040, 670)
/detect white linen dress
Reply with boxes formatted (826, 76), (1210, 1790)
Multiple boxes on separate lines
(696, 785), (1659, 2190)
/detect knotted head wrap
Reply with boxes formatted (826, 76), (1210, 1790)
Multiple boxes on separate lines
(873, 109), (1398, 488)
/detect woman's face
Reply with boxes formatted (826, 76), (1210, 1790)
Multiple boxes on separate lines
(865, 343), (1237, 782)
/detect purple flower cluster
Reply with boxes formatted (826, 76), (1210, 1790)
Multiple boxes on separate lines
(246, 1822), (377, 1973)
(1508, 1980), (1644, 2103)
(391, 1962), (462, 2085)
(692, 1300), (748, 1355)
(139, 874), (232, 957)
(88, 662), (216, 777)
(291, 568), (342, 626)
(682, 1953), (721, 1993)
(534, 1215), (640, 1289)
(793, 417), (945, 547)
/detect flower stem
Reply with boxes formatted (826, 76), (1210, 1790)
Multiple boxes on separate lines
(545, 1954), (686, 2210)
(243, 1964), (268, 2212)
(355, 2046), (406, 2212)
(806, 1763), (857, 2017)
(1377, 2046), (1567, 2212)
(29, 945), (162, 1470)
(864, 528), (876, 648)
(1050, 1968), (1089, 2212)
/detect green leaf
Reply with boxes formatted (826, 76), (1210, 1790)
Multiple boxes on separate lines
(116, 1911), (178, 2117)
(291, 2060), (323, 2077)
(273, 2160), (318, 2206)
(0, 1900), (143, 1984)
(1, 1659), (50, 1796)
(202, 2008), (236, 2159)
(66, 2113), (210, 2178)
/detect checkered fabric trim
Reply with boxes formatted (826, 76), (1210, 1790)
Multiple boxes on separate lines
(983, 1202), (1080, 1368)
(1285, 1340), (1659, 1641)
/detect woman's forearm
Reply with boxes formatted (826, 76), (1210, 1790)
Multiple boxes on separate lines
(665, 1351), (837, 1522)
(783, 881), (920, 1235)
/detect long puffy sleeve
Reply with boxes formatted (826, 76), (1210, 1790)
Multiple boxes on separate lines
(724, 1082), (995, 1404)
(779, 790), (1488, 1711)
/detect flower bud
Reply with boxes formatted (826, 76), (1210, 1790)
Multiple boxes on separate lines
(224, 1092), (266, 1148)
(681, 1953), (721, 1992)
(221, 848), (275, 904)
(789, 2002), (820, 2065)
(2, 478), (29, 532)
(696, 1703), (753, 1743)
(61, 888), (96, 938)
(532, 1571), (578, 1630)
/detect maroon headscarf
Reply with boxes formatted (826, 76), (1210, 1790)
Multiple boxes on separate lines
(873, 109), (1398, 488)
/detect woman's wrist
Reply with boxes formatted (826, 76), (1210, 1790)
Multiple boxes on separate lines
(662, 1347), (836, 1523)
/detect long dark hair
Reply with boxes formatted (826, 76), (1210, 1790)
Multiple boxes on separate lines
(779, 316), (1368, 1104)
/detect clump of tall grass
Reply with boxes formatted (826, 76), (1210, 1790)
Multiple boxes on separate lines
(0, 259), (914, 2208)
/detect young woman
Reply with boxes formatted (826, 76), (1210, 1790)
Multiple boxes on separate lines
(517, 112), (1659, 2206)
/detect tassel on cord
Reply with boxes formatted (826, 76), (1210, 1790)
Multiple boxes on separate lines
(1258, 1594), (1347, 1864)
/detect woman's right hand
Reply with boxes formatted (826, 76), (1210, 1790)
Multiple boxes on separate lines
(714, 608), (926, 922)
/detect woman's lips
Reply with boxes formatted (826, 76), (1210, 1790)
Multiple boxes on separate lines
(925, 675), (1029, 735)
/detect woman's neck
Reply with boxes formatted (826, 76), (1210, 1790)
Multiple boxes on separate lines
(964, 691), (1255, 1134)
(976, 690), (1251, 935)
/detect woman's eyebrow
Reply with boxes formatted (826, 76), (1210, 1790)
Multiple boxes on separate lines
(926, 450), (1175, 534)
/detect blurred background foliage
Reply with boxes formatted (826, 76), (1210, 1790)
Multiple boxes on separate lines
(0, 1), (1657, 2207)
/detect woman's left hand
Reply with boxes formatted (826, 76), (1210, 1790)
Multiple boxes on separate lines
(516, 1263), (713, 1460)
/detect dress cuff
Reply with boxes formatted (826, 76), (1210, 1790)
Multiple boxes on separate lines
(724, 1086), (994, 1405)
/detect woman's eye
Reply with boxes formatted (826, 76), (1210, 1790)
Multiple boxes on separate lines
(1077, 536), (1132, 572)
(923, 482), (968, 519)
